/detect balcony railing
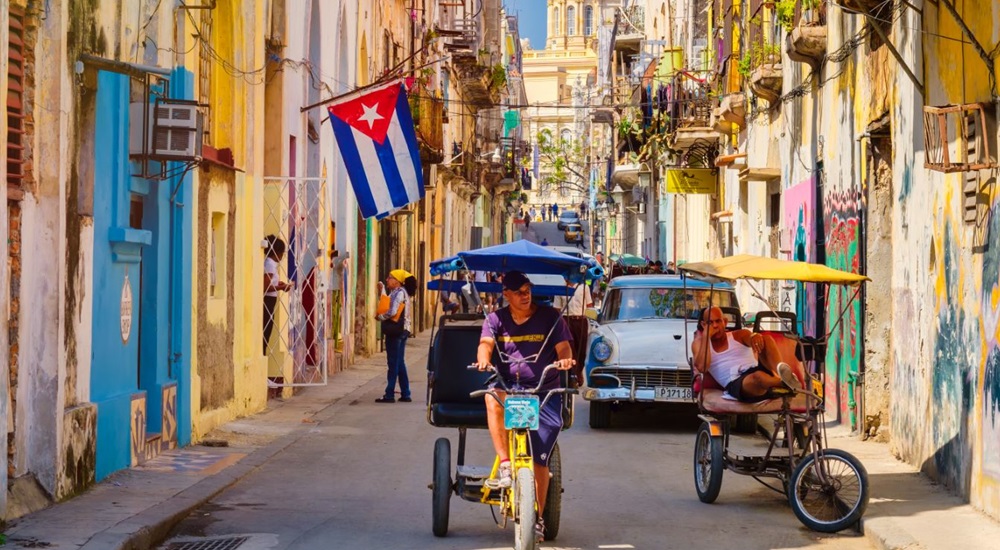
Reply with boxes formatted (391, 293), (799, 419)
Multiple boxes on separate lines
(413, 95), (444, 155)
(617, 5), (645, 36)
(668, 71), (714, 133)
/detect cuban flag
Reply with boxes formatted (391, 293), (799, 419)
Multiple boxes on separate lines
(327, 82), (424, 219)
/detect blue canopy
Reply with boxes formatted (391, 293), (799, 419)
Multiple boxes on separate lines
(428, 239), (603, 283)
(427, 278), (577, 297)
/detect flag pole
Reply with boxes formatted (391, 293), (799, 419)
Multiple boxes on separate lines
(300, 44), (433, 113)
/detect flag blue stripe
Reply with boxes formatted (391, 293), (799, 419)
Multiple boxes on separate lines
(374, 138), (410, 209)
(331, 116), (379, 218)
(393, 88), (425, 199)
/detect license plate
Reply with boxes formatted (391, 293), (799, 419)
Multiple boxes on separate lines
(504, 396), (540, 430)
(654, 386), (693, 402)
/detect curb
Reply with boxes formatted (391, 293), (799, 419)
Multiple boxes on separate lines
(863, 517), (925, 550)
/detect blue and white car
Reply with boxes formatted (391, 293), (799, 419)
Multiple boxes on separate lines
(582, 274), (740, 428)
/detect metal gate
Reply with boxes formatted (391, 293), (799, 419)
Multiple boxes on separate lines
(263, 176), (330, 387)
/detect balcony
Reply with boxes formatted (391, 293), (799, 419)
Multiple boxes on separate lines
(714, 92), (747, 132)
(667, 72), (716, 150)
(614, 5), (645, 55)
(412, 95), (444, 164)
(785, 2), (827, 67)
(749, 62), (783, 103)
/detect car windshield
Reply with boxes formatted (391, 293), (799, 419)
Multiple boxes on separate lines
(560, 212), (578, 220)
(599, 287), (737, 322)
(566, 224), (582, 231)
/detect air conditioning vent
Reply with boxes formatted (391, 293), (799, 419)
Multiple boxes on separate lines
(130, 99), (204, 161)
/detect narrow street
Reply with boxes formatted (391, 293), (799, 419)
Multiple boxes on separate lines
(157, 342), (872, 550)
(523, 221), (592, 254)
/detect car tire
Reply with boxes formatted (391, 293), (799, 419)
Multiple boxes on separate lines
(589, 401), (611, 429)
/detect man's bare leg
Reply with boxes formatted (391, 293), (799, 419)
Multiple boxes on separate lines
(485, 392), (509, 461)
(535, 463), (549, 517)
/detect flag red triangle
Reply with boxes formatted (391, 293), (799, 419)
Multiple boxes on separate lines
(327, 84), (401, 144)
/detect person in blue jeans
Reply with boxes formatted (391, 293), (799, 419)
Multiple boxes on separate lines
(375, 269), (418, 403)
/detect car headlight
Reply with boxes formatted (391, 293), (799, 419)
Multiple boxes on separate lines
(592, 338), (613, 362)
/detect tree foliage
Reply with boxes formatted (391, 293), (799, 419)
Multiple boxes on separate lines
(532, 128), (591, 196)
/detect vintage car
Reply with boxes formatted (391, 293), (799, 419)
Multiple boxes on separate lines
(582, 274), (740, 428)
(563, 223), (584, 243)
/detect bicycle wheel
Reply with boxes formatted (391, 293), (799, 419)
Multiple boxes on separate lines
(542, 444), (561, 541)
(787, 448), (869, 533)
(432, 437), (451, 537)
(513, 467), (537, 550)
(693, 422), (724, 503)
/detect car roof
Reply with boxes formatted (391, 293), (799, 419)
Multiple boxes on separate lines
(559, 211), (579, 217)
(547, 246), (594, 260)
(565, 223), (582, 228)
(607, 274), (734, 289)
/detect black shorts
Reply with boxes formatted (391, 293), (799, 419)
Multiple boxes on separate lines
(725, 364), (772, 403)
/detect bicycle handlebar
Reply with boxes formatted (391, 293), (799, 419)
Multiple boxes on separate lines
(467, 364), (579, 402)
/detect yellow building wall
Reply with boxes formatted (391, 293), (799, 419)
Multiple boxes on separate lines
(189, 0), (268, 440)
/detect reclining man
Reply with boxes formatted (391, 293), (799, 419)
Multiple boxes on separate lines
(691, 306), (798, 401)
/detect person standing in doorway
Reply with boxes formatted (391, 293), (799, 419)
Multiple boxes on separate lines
(375, 269), (418, 403)
(263, 235), (292, 355)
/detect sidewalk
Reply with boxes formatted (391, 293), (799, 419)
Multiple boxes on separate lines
(6, 335), (1000, 549)
(823, 425), (1000, 550)
(2, 333), (431, 550)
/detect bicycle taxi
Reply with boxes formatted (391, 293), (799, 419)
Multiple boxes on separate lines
(679, 254), (871, 533)
(424, 240), (602, 549)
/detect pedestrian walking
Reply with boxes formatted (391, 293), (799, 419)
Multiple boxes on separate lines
(580, 200), (588, 217)
(375, 269), (418, 403)
(524, 210), (531, 229)
(542, 204), (549, 222)
(552, 203), (559, 218)
(529, 206), (537, 221)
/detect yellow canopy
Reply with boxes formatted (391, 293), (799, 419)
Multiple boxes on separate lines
(679, 254), (870, 285)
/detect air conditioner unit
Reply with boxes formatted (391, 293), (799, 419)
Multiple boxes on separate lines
(129, 99), (204, 161)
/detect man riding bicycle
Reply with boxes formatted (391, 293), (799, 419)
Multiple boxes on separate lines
(473, 270), (575, 540)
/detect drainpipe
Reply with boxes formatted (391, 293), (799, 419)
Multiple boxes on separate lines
(850, 131), (872, 434)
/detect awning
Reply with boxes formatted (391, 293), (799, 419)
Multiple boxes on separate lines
(680, 254), (870, 285)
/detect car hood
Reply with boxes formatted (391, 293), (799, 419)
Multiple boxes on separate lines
(597, 320), (694, 367)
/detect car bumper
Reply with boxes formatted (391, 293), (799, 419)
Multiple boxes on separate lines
(583, 366), (694, 403)
(583, 386), (661, 402)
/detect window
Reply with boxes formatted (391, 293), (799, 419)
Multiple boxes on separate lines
(584, 6), (594, 36)
(198, 10), (213, 145)
(7, 5), (26, 192)
(567, 6), (576, 35)
(600, 288), (738, 322)
(560, 128), (572, 144)
(211, 212), (226, 298)
(552, 7), (560, 36)
(769, 192), (780, 226)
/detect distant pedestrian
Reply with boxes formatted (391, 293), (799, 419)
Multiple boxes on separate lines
(524, 210), (531, 229)
(263, 235), (292, 355)
(529, 206), (537, 221)
(552, 203), (559, 217)
(540, 237), (549, 246)
(580, 201), (588, 217)
(542, 205), (549, 222)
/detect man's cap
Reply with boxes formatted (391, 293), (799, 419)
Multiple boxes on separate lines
(502, 270), (533, 291)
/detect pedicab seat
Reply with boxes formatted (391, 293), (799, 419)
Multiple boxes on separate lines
(695, 331), (811, 415)
(427, 321), (497, 429)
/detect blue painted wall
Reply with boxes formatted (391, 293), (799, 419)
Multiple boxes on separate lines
(90, 68), (195, 480)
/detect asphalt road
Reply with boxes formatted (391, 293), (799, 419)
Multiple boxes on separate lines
(158, 361), (874, 549)
(525, 221), (591, 254)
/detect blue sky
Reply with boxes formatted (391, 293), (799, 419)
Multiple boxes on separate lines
(505, 0), (547, 50)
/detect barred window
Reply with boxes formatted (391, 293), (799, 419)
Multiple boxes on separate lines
(7, 5), (26, 195)
(198, 10), (213, 145)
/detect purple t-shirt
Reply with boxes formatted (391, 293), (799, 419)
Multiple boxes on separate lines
(481, 305), (573, 390)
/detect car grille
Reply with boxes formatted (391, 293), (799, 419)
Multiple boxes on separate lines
(592, 368), (693, 388)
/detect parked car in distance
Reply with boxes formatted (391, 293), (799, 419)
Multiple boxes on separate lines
(563, 223), (584, 243)
(547, 245), (595, 263)
(582, 274), (740, 428)
(556, 210), (581, 229)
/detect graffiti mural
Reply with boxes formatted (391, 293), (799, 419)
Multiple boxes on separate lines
(929, 220), (979, 494)
(783, 179), (815, 336)
(823, 189), (863, 427)
(981, 202), (1000, 479)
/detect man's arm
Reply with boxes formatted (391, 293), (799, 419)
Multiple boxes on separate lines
(553, 340), (575, 370)
(691, 330), (711, 373)
(475, 338), (495, 370)
(731, 329), (765, 355)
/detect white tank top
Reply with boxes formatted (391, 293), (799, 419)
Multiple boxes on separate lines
(707, 333), (758, 387)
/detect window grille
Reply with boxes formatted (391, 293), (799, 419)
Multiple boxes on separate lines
(7, 5), (26, 195)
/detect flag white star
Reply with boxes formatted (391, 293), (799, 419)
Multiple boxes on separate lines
(357, 102), (384, 129)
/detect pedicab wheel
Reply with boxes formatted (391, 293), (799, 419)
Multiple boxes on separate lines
(513, 467), (537, 550)
(542, 444), (561, 541)
(693, 422), (724, 503)
(432, 437), (451, 537)
(589, 401), (611, 429)
(787, 448), (869, 533)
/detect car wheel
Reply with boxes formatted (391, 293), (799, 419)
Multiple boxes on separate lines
(589, 401), (611, 429)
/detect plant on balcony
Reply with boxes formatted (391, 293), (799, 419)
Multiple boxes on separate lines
(777, 0), (821, 31)
(489, 64), (507, 92)
(737, 43), (781, 78)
